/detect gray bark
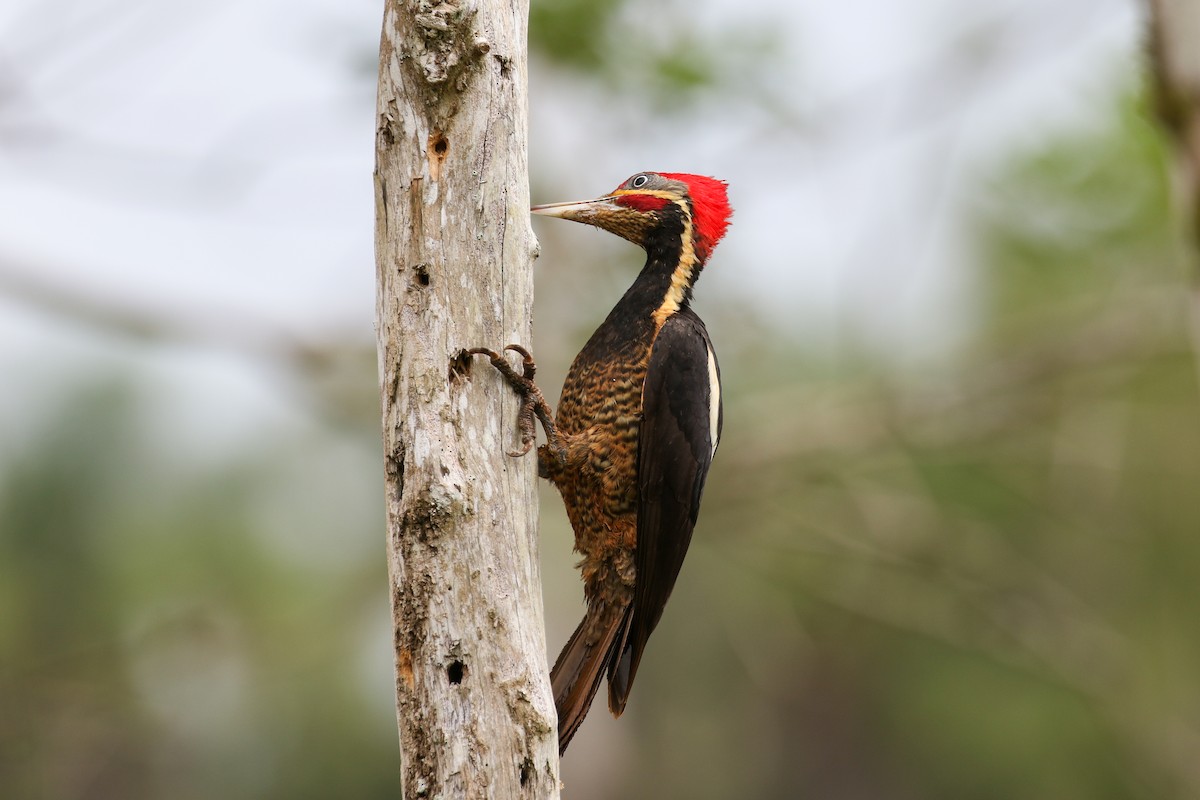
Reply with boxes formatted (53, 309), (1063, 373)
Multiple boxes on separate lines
(373, 1), (559, 797)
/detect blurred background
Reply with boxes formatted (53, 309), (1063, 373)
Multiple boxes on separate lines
(3, 0), (1198, 797)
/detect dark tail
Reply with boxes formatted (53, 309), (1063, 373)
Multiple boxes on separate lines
(550, 602), (633, 755)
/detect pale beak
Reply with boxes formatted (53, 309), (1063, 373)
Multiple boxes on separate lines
(530, 197), (619, 224)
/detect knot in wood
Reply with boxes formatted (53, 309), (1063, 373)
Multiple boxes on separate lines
(408, 0), (482, 91)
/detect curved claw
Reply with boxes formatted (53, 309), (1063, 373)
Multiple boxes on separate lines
(467, 344), (558, 461)
(466, 347), (505, 367)
(503, 343), (536, 379)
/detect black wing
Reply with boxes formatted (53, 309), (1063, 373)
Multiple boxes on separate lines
(608, 309), (721, 712)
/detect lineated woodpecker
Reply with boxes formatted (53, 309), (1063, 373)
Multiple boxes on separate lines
(470, 172), (731, 754)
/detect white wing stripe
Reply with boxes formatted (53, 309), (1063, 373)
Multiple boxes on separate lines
(706, 345), (720, 460)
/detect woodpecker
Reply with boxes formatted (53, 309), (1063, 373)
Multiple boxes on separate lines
(470, 171), (731, 754)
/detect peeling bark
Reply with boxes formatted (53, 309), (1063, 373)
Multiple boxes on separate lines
(374, 1), (558, 797)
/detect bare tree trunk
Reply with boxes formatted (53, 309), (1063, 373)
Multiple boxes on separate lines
(373, 2), (559, 798)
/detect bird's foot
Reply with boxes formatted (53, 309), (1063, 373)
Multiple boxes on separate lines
(468, 345), (564, 460)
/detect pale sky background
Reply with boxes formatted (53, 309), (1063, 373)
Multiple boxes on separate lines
(0, 0), (1139, 445)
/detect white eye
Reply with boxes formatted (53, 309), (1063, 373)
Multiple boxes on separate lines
(631, 174), (650, 188)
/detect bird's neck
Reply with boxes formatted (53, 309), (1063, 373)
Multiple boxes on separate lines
(601, 236), (702, 334)
(577, 237), (704, 367)
(638, 212), (705, 326)
(643, 241), (702, 328)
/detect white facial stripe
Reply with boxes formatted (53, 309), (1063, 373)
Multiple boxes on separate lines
(706, 345), (720, 459)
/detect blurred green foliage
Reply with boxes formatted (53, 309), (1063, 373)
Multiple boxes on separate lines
(0, 383), (398, 798)
(530, 0), (781, 110)
(3, 6), (1200, 800)
(530, 0), (624, 72)
(626, 89), (1200, 799)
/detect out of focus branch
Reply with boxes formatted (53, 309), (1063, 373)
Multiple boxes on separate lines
(1146, 0), (1200, 256)
(728, 288), (1186, 470)
(0, 255), (377, 426)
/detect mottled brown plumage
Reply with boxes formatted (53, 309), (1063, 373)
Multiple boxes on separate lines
(471, 171), (731, 754)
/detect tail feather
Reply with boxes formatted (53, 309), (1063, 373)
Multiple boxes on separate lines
(550, 603), (632, 755)
(606, 628), (639, 716)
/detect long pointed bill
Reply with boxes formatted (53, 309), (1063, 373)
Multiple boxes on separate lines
(531, 193), (655, 245)
(530, 197), (619, 224)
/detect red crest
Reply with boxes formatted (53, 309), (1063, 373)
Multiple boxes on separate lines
(658, 173), (732, 260)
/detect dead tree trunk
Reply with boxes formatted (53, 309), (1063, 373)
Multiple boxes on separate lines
(373, 1), (559, 797)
